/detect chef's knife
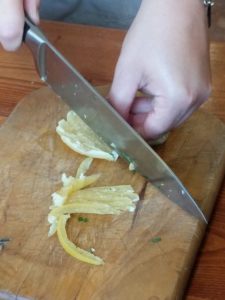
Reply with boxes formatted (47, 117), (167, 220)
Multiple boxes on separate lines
(23, 19), (207, 223)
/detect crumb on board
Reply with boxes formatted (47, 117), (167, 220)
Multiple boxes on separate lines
(0, 238), (11, 251)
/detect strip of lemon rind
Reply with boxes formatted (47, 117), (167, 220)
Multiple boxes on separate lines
(76, 157), (93, 178)
(49, 201), (136, 221)
(48, 158), (139, 263)
(56, 111), (118, 161)
(68, 185), (140, 203)
(51, 174), (100, 207)
(59, 134), (115, 160)
(60, 158), (94, 188)
(57, 214), (104, 265)
(48, 185), (138, 236)
(48, 221), (58, 237)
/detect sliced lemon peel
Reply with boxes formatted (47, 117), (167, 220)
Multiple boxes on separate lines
(56, 111), (118, 161)
(76, 157), (93, 179)
(49, 200), (136, 221)
(48, 158), (139, 265)
(69, 186), (140, 203)
(51, 174), (100, 207)
(57, 214), (104, 265)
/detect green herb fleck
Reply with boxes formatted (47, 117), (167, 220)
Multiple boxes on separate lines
(150, 237), (162, 244)
(78, 216), (89, 223)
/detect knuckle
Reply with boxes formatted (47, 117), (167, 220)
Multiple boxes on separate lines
(171, 89), (194, 107)
(200, 82), (212, 103)
(144, 119), (168, 140)
(167, 81), (212, 108)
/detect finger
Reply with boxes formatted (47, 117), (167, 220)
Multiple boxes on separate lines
(108, 56), (140, 119)
(130, 96), (154, 114)
(24, 0), (40, 24)
(129, 112), (148, 131)
(131, 96), (185, 139)
(128, 96), (153, 128)
(0, 0), (24, 51)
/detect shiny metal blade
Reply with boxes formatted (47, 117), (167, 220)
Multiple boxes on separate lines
(24, 20), (207, 223)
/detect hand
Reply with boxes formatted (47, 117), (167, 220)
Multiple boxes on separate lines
(0, 0), (40, 51)
(109, 0), (211, 139)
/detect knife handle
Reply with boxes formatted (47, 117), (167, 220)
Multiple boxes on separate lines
(22, 17), (47, 45)
(22, 17), (48, 80)
(22, 20), (30, 43)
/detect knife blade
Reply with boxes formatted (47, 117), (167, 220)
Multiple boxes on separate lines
(23, 19), (207, 223)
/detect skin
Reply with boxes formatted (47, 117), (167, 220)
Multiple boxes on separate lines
(0, 0), (211, 139)
(0, 0), (40, 51)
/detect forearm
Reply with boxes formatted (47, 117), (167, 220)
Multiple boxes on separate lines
(139, 0), (207, 21)
(133, 0), (208, 46)
(132, 0), (208, 42)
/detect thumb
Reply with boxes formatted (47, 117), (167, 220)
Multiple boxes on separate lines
(108, 55), (140, 120)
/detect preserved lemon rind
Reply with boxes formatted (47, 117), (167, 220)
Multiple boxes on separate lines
(48, 158), (139, 264)
(69, 185), (140, 203)
(51, 174), (100, 207)
(60, 158), (94, 188)
(56, 111), (118, 161)
(57, 214), (104, 265)
(48, 221), (58, 237)
(49, 200), (136, 220)
(76, 157), (93, 179)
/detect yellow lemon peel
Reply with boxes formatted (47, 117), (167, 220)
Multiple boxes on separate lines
(75, 157), (93, 178)
(51, 174), (100, 207)
(48, 158), (139, 265)
(56, 111), (118, 161)
(49, 200), (136, 221)
(69, 185), (139, 204)
(57, 214), (104, 265)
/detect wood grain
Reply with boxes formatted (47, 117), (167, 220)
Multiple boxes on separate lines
(210, 0), (225, 42)
(0, 20), (225, 299)
(0, 86), (225, 300)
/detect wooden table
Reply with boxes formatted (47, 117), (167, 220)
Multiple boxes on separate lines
(0, 21), (225, 300)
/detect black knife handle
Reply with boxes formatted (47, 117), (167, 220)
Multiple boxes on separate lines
(22, 21), (30, 42)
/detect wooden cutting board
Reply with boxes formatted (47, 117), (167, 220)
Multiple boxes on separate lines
(1, 87), (225, 300)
